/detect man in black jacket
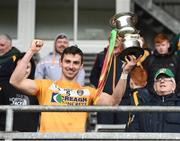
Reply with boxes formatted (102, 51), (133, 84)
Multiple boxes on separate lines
(127, 68), (180, 132)
(0, 53), (39, 132)
(0, 34), (21, 82)
(90, 34), (131, 124)
(0, 34), (20, 64)
(0, 34), (39, 131)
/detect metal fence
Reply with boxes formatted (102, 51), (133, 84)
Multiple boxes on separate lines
(1, 105), (180, 140)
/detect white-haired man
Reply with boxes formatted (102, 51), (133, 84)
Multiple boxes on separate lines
(127, 68), (180, 132)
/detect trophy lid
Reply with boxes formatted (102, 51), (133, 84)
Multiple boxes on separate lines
(109, 12), (138, 29)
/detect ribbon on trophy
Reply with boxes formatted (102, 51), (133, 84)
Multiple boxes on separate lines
(93, 12), (144, 104)
(94, 29), (117, 103)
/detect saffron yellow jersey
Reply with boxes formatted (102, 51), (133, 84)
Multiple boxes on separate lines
(34, 79), (97, 132)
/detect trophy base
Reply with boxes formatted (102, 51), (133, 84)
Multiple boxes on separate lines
(119, 47), (144, 61)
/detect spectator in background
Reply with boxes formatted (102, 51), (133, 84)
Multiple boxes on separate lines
(10, 40), (139, 132)
(126, 68), (180, 132)
(136, 36), (152, 67)
(126, 66), (150, 129)
(35, 33), (85, 86)
(0, 34), (21, 131)
(0, 34), (20, 69)
(129, 66), (149, 106)
(0, 53), (39, 132)
(90, 34), (131, 125)
(172, 33), (180, 55)
(142, 33), (180, 93)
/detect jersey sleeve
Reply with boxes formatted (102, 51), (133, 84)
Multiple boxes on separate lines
(86, 86), (99, 105)
(34, 79), (52, 104)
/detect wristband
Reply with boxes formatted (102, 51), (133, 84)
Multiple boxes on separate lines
(120, 73), (128, 80)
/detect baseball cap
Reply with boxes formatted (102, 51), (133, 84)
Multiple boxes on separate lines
(154, 68), (174, 80)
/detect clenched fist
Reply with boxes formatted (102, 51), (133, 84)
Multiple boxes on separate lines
(31, 39), (43, 53)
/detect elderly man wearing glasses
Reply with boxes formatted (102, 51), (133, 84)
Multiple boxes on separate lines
(126, 68), (180, 132)
(35, 33), (85, 86)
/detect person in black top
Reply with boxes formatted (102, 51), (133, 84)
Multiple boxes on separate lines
(0, 53), (39, 132)
(126, 68), (180, 132)
(172, 33), (180, 55)
(0, 34), (21, 79)
(90, 34), (131, 124)
(126, 66), (150, 129)
(143, 33), (180, 93)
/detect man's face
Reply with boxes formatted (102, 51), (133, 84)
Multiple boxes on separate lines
(154, 75), (176, 96)
(155, 40), (170, 54)
(114, 35), (123, 54)
(55, 38), (69, 55)
(0, 38), (11, 56)
(60, 54), (83, 81)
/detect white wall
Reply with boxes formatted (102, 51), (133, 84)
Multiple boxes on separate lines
(3, 0), (131, 59)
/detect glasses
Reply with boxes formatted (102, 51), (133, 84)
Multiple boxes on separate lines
(155, 77), (173, 83)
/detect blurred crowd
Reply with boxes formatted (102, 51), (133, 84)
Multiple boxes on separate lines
(1, 30), (180, 133)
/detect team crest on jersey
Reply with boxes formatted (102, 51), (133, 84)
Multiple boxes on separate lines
(51, 93), (62, 103)
(49, 83), (91, 105)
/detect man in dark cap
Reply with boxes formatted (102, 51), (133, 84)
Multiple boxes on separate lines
(127, 68), (180, 132)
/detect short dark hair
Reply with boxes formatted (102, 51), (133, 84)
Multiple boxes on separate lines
(61, 45), (83, 64)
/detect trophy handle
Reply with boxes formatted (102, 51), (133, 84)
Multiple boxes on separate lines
(109, 16), (117, 28)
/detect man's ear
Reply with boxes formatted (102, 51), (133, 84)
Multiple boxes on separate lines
(172, 82), (176, 93)
(153, 83), (157, 92)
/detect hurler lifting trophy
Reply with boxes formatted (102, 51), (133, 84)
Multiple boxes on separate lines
(94, 12), (144, 100)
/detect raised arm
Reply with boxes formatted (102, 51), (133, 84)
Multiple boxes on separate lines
(96, 55), (140, 106)
(10, 40), (43, 95)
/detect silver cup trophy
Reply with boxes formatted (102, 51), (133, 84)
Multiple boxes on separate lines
(109, 12), (144, 61)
